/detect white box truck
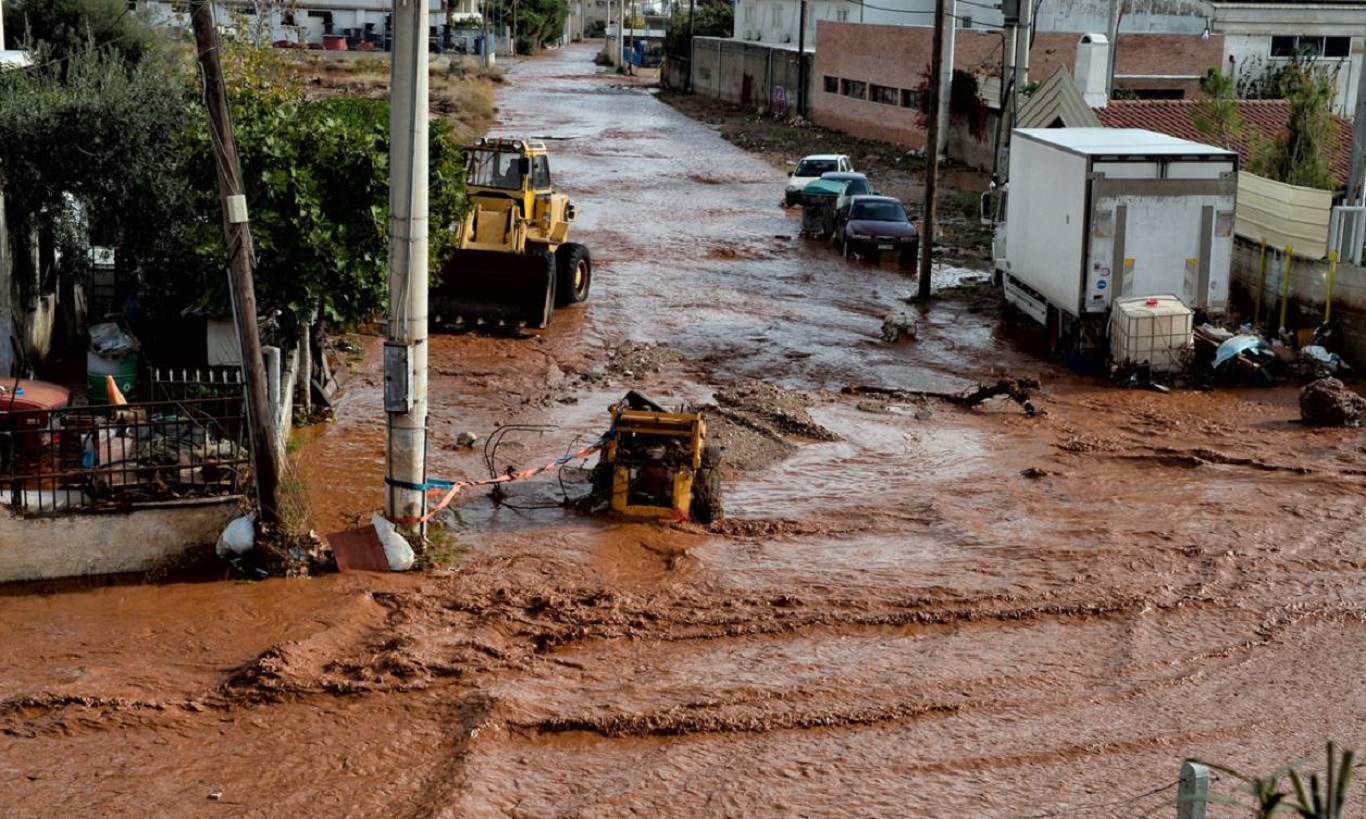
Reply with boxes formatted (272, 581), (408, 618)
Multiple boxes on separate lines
(988, 128), (1237, 350)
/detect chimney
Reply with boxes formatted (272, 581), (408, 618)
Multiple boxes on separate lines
(1075, 33), (1110, 108)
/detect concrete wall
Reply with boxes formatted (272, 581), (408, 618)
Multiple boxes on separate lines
(1230, 237), (1366, 363)
(691, 37), (809, 116)
(0, 499), (240, 583)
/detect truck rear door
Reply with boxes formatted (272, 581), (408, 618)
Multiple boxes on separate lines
(1087, 176), (1235, 314)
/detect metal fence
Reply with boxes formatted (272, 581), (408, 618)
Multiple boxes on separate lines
(1, 396), (250, 516)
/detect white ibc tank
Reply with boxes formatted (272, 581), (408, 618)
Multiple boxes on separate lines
(1110, 295), (1193, 373)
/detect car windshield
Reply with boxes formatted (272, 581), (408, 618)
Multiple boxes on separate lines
(467, 149), (524, 190)
(851, 201), (907, 222)
(795, 159), (838, 176)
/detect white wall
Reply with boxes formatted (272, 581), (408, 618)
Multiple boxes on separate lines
(735, 0), (859, 46)
(0, 500), (240, 583)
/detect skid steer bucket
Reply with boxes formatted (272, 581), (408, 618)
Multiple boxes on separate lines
(431, 249), (557, 330)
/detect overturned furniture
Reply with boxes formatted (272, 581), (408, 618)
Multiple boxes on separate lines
(592, 391), (723, 524)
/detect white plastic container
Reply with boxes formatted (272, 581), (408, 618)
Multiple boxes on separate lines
(1110, 295), (1193, 373)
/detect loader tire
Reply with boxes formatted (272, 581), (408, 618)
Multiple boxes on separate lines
(525, 251), (556, 329)
(555, 243), (592, 306)
(690, 445), (724, 524)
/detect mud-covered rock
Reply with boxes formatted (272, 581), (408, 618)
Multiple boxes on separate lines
(1299, 377), (1366, 427)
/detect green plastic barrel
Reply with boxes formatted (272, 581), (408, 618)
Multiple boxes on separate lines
(87, 351), (138, 404)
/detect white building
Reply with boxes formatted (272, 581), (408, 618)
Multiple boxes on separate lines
(135, 0), (481, 49)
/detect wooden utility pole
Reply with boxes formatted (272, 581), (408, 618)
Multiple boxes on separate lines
(189, 0), (282, 526)
(797, 0), (807, 118)
(685, 0), (695, 92)
(918, 0), (946, 301)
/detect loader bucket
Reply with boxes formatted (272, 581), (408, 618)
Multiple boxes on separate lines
(431, 249), (557, 330)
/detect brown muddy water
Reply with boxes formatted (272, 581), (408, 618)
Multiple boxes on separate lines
(4, 44), (1366, 817)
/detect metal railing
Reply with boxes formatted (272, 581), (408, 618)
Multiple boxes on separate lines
(1, 396), (250, 516)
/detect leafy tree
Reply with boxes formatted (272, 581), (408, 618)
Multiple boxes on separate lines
(664, 0), (732, 61)
(485, 0), (568, 54)
(1193, 67), (1245, 150)
(170, 89), (467, 331)
(1198, 59), (1338, 191)
(3, 0), (161, 68)
(1272, 58), (1338, 190)
(0, 46), (190, 356)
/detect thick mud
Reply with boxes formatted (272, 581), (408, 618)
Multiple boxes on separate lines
(3, 45), (1366, 817)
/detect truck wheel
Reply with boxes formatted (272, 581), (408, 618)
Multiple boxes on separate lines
(555, 243), (592, 306)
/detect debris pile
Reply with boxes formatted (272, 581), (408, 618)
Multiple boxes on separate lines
(702, 381), (838, 470)
(1299, 377), (1366, 427)
(880, 312), (917, 343)
(1194, 324), (1351, 386)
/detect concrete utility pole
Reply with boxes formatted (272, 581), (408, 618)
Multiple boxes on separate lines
(1014, 0), (1033, 111)
(189, 0), (283, 527)
(797, 0), (807, 118)
(1350, 34), (1366, 206)
(385, 0), (430, 534)
(919, 0), (946, 301)
(483, 0), (493, 67)
(936, 0), (956, 154)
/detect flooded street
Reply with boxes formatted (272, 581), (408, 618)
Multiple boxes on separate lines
(5, 44), (1366, 816)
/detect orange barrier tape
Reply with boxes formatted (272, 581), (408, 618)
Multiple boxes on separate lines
(386, 438), (608, 525)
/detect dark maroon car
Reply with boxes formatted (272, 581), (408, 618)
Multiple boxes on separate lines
(834, 195), (919, 269)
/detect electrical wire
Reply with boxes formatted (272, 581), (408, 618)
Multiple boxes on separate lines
(839, 0), (1006, 28)
(1015, 779), (1180, 819)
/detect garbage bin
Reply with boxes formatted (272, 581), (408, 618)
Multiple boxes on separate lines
(86, 322), (140, 404)
(799, 179), (846, 239)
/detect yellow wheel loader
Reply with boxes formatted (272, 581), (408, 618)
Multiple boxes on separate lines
(432, 137), (592, 329)
(589, 392), (724, 524)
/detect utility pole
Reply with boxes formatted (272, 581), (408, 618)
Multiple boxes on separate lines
(797, 0), (807, 118)
(936, 0), (955, 154)
(1350, 36), (1366, 207)
(686, 0), (695, 92)
(385, 0), (430, 535)
(628, 0), (636, 71)
(513, 0), (519, 54)
(919, 0), (945, 301)
(189, 0), (282, 527)
(483, 0), (492, 67)
(1015, 0), (1032, 109)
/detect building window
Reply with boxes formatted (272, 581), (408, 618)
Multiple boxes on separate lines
(870, 84), (898, 105)
(824, 75), (839, 93)
(744, 4), (755, 23)
(1325, 36), (1351, 58)
(836, 9), (848, 22)
(840, 78), (867, 99)
(771, 4), (783, 26)
(900, 89), (921, 108)
(1271, 35), (1351, 59)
